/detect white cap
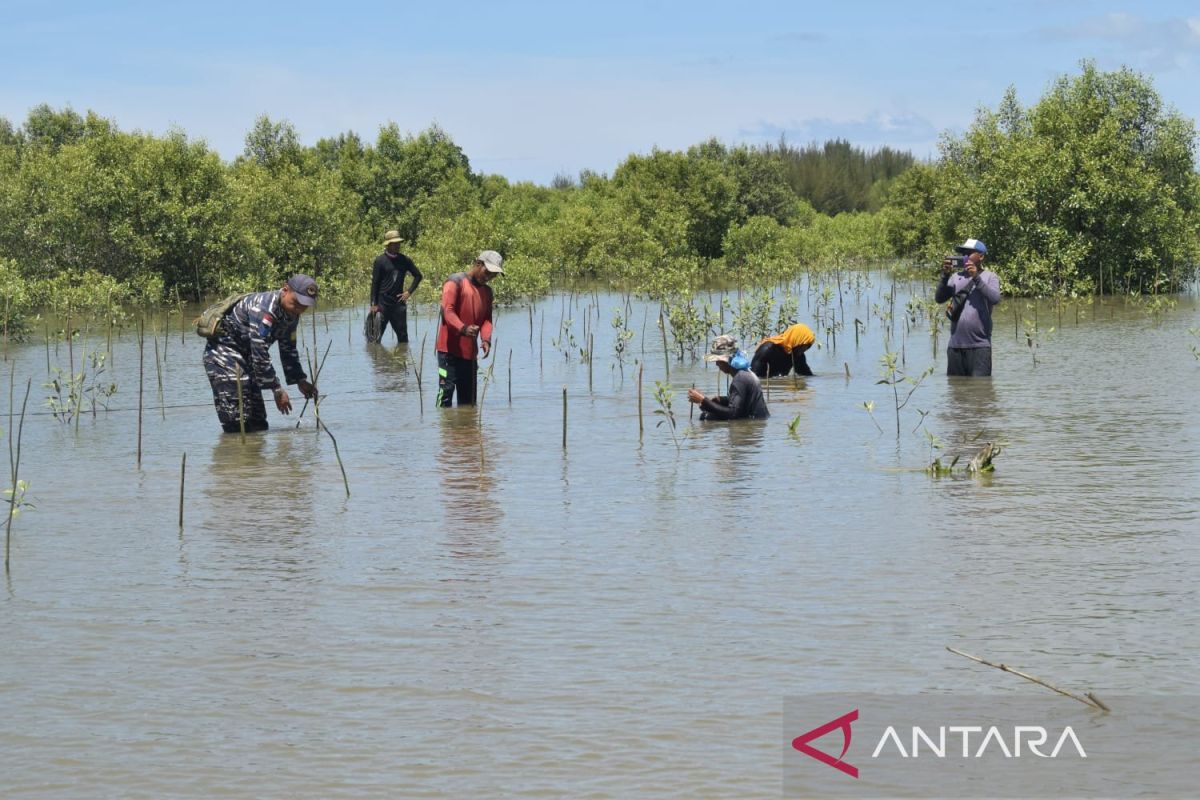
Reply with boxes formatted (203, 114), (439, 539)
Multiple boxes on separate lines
(477, 250), (504, 274)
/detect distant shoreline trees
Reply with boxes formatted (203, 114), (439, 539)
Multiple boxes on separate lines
(0, 61), (1196, 334)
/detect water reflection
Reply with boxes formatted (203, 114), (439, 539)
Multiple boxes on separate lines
(436, 410), (504, 577)
(366, 343), (411, 393)
(938, 377), (1002, 462)
(201, 431), (322, 582)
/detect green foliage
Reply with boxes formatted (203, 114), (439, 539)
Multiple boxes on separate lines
(762, 138), (917, 214)
(886, 62), (1200, 295)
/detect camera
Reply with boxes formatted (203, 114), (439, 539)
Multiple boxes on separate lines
(942, 254), (965, 272)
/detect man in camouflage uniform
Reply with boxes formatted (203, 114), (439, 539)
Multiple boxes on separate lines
(203, 275), (320, 432)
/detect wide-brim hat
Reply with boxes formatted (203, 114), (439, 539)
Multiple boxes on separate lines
(383, 230), (404, 245)
(704, 334), (739, 363)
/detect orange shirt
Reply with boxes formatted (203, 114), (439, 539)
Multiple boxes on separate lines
(436, 273), (493, 360)
(762, 323), (814, 353)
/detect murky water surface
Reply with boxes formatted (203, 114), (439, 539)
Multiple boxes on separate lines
(2, 278), (1198, 797)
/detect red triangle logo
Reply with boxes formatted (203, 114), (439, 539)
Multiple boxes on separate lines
(791, 709), (859, 778)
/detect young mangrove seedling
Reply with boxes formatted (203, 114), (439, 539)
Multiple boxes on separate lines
(876, 351), (934, 438)
(652, 380), (681, 451)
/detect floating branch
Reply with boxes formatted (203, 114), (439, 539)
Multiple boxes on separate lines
(946, 646), (1109, 712)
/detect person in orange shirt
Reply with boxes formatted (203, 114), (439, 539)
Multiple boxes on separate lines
(750, 323), (815, 378)
(435, 250), (503, 407)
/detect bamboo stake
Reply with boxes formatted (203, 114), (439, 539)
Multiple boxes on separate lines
(178, 452), (186, 529)
(153, 327), (165, 420)
(507, 348), (512, 404)
(637, 362), (644, 440)
(5, 377), (31, 574)
(946, 646), (1109, 711)
(561, 386), (567, 450)
(415, 333), (426, 415)
(137, 319), (145, 465)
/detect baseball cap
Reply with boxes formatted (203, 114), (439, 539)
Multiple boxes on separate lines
(477, 250), (504, 274)
(287, 274), (319, 306)
(383, 230), (403, 245)
(954, 238), (988, 254)
(704, 334), (739, 363)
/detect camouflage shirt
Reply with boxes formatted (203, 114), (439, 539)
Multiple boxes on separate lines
(212, 290), (306, 389)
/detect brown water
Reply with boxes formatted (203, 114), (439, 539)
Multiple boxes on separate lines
(2, 279), (1199, 798)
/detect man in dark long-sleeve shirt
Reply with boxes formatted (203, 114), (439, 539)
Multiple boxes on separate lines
(369, 229), (423, 343)
(935, 238), (1001, 377)
(687, 335), (770, 421)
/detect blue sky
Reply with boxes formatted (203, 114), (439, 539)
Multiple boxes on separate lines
(2, 1), (1197, 183)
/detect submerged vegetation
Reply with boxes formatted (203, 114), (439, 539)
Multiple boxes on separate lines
(0, 62), (1196, 341)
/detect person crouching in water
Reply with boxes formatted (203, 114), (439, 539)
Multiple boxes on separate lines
(687, 335), (770, 420)
(203, 275), (319, 433)
(750, 322), (815, 378)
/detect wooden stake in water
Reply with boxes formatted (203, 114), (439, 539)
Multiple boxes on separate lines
(137, 319), (145, 466)
(637, 362), (644, 440)
(658, 306), (670, 379)
(178, 452), (186, 529)
(6, 376), (31, 575)
(415, 333), (427, 415)
(153, 327), (165, 420)
(508, 348), (513, 405)
(561, 386), (567, 450)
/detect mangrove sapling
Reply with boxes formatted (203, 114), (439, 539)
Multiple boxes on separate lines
(305, 348), (350, 499)
(876, 351), (934, 438)
(787, 413), (802, 439)
(651, 380), (681, 452)
(860, 400), (884, 434)
(611, 310), (634, 368)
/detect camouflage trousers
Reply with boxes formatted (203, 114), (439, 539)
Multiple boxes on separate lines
(203, 342), (269, 432)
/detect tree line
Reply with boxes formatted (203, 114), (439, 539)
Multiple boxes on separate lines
(1, 61), (1196, 335)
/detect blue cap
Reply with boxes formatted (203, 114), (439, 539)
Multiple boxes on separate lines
(955, 238), (987, 255)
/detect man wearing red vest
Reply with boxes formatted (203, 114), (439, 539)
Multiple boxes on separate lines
(436, 250), (503, 406)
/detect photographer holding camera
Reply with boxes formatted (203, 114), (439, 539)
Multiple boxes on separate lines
(935, 238), (1001, 376)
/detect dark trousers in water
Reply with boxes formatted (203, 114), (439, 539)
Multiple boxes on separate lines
(378, 301), (409, 343)
(436, 352), (477, 407)
(946, 346), (992, 377)
(750, 341), (813, 378)
(203, 344), (269, 433)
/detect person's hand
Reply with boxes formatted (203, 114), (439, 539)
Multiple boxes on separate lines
(273, 386), (292, 414)
(687, 388), (705, 404)
(398, 291), (410, 303)
(964, 262), (979, 279)
(463, 324), (481, 337)
(481, 340), (491, 357)
(942, 257), (955, 276)
(297, 380), (318, 400)
(370, 304), (380, 314)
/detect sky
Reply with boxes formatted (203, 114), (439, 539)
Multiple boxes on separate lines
(2, 0), (1198, 184)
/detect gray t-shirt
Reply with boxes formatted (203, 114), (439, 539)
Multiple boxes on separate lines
(700, 369), (770, 420)
(935, 270), (1002, 348)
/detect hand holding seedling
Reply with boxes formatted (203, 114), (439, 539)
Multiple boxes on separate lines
(687, 387), (705, 404)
